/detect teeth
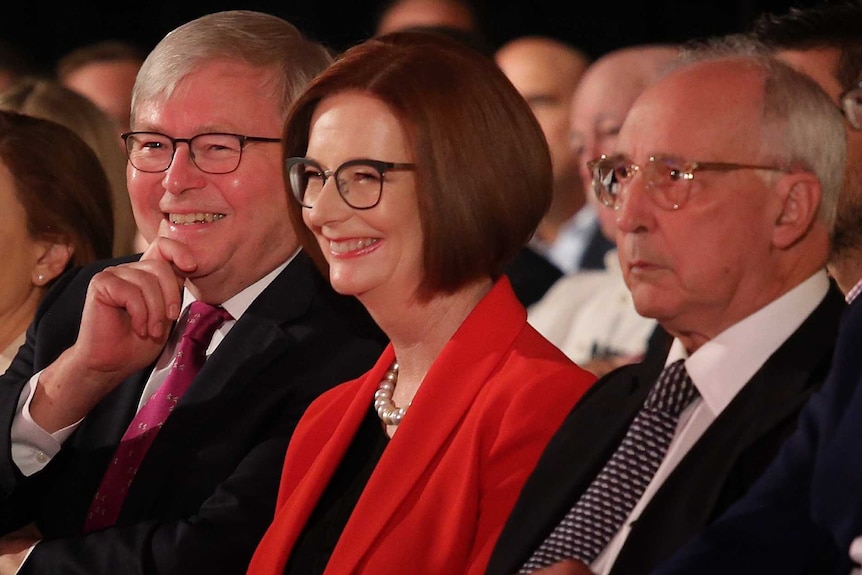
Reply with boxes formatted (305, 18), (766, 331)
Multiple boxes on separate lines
(329, 238), (378, 254)
(169, 213), (225, 225)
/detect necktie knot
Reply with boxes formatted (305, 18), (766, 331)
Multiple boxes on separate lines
(644, 359), (697, 416)
(183, 301), (232, 347)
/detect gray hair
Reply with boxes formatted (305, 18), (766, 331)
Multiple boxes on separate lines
(681, 35), (846, 228)
(131, 10), (333, 125)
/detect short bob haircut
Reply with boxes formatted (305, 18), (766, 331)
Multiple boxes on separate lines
(283, 31), (552, 300)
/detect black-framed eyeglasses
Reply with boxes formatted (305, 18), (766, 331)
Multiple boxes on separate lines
(121, 131), (282, 174)
(840, 82), (862, 130)
(587, 154), (789, 211)
(285, 157), (416, 210)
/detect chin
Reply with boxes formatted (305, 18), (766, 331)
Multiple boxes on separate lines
(328, 272), (361, 297)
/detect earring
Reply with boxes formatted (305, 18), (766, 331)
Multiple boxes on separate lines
(36, 274), (45, 284)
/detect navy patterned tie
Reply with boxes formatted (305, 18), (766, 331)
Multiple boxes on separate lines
(520, 359), (698, 572)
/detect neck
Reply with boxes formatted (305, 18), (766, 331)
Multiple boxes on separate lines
(368, 278), (493, 407)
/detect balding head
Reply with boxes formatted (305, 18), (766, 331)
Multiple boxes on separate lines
(572, 45), (680, 181)
(570, 44), (680, 240)
(376, 0), (477, 35)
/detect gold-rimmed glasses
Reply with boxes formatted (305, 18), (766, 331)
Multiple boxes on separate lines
(586, 154), (789, 210)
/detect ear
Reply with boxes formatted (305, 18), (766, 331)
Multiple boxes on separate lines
(772, 171), (822, 250)
(31, 241), (74, 287)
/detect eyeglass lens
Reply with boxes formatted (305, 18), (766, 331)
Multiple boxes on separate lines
(591, 156), (689, 210)
(288, 160), (384, 209)
(125, 133), (246, 174)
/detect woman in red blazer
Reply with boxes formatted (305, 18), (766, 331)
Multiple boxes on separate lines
(247, 31), (596, 575)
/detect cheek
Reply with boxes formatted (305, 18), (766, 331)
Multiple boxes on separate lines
(301, 209), (315, 232)
(127, 174), (163, 237)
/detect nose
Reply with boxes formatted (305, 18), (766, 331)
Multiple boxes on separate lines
(614, 170), (654, 235)
(161, 141), (206, 194)
(303, 175), (350, 226)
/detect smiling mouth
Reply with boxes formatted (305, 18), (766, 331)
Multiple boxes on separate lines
(329, 238), (379, 254)
(168, 213), (226, 225)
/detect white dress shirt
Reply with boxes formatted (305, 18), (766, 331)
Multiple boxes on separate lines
(590, 270), (830, 575)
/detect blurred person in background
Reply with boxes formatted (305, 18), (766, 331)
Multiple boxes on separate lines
(374, 0), (480, 35)
(527, 44), (680, 375)
(57, 39), (146, 137)
(0, 109), (113, 373)
(0, 77), (139, 256)
(495, 35), (600, 306)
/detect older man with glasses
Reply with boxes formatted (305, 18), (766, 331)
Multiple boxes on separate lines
(640, 3), (862, 574)
(652, 78), (862, 575)
(484, 40), (846, 575)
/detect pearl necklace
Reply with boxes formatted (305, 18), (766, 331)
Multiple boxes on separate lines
(373, 361), (410, 426)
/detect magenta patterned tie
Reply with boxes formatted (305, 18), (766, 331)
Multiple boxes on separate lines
(83, 301), (231, 532)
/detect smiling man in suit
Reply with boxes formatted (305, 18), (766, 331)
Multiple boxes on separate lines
(485, 43), (847, 575)
(0, 11), (385, 575)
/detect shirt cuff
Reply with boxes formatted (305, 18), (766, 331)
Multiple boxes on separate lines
(10, 372), (81, 476)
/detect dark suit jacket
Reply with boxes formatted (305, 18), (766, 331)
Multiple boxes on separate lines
(504, 246), (563, 308)
(0, 251), (386, 575)
(653, 295), (862, 575)
(486, 282), (846, 575)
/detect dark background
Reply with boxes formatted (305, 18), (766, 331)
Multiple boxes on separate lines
(3, 0), (823, 74)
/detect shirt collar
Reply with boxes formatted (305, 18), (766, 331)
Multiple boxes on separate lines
(845, 276), (862, 304)
(180, 248), (298, 320)
(665, 270), (829, 417)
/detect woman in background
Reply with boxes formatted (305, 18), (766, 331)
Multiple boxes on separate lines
(248, 31), (595, 575)
(0, 110), (113, 372)
(0, 77), (137, 256)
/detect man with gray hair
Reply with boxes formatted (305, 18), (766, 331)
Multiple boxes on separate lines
(0, 11), (385, 575)
(485, 47), (846, 575)
(648, 3), (862, 574)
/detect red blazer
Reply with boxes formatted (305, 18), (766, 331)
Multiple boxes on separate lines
(248, 278), (596, 575)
